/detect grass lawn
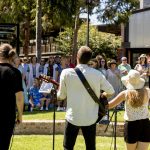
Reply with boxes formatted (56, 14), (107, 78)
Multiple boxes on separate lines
(11, 135), (127, 150)
(23, 109), (125, 122)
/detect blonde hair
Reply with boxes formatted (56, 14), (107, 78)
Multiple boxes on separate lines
(0, 44), (16, 60)
(126, 88), (146, 108)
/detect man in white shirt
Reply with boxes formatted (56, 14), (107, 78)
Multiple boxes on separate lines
(57, 46), (115, 150)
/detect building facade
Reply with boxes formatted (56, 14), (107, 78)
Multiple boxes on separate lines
(122, 0), (150, 67)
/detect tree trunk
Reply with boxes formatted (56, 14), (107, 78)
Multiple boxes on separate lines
(72, 9), (80, 65)
(23, 18), (30, 57)
(36, 0), (42, 62)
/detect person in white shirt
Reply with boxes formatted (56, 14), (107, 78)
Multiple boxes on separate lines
(57, 46), (115, 150)
(27, 56), (40, 89)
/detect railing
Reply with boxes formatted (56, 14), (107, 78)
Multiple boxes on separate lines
(19, 43), (61, 57)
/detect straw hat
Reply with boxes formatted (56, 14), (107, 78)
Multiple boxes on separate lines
(121, 70), (145, 90)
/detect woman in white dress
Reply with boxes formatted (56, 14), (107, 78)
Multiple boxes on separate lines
(14, 57), (28, 105)
(27, 56), (40, 89)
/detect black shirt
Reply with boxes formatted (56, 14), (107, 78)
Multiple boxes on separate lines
(0, 63), (23, 121)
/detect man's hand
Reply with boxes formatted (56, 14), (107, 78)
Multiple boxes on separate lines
(101, 92), (113, 98)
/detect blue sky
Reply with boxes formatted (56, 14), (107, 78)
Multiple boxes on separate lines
(80, 6), (102, 25)
(80, 12), (102, 25)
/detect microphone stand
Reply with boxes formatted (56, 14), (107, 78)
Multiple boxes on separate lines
(39, 75), (59, 150)
(104, 107), (118, 150)
(51, 85), (57, 150)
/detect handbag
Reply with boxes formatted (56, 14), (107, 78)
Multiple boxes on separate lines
(74, 67), (108, 123)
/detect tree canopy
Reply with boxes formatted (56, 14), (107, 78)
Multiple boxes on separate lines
(0, 0), (139, 58)
(96, 0), (139, 24)
(55, 23), (121, 58)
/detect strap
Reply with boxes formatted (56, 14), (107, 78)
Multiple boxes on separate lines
(74, 67), (105, 113)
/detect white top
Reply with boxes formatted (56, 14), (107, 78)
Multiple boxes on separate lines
(57, 64), (115, 126)
(124, 89), (150, 121)
(53, 63), (58, 81)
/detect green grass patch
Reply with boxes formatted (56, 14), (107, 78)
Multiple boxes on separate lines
(23, 111), (65, 120)
(23, 110), (125, 122)
(11, 135), (127, 150)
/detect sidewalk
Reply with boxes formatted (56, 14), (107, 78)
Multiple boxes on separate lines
(14, 120), (124, 136)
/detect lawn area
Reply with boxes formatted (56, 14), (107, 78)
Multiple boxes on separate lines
(11, 135), (127, 150)
(23, 110), (125, 122)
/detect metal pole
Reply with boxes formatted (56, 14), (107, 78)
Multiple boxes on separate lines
(51, 86), (57, 150)
(114, 108), (117, 150)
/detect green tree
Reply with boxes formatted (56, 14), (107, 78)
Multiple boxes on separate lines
(46, 0), (99, 63)
(78, 24), (121, 58)
(0, 0), (137, 59)
(0, 0), (35, 56)
(56, 23), (121, 58)
(55, 28), (73, 55)
(97, 0), (139, 24)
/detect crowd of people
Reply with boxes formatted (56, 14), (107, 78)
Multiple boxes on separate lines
(11, 47), (150, 114)
(0, 43), (149, 150)
(12, 54), (75, 111)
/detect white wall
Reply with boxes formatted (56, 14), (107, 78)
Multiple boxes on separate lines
(140, 0), (150, 9)
(129, 10), (150, 48)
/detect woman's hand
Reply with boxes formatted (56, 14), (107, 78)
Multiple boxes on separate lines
(16, 114), (22, 124)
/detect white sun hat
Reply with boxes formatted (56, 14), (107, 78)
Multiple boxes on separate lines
(121, 69), (145, 90)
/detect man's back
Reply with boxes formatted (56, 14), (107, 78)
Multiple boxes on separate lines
(58, 64), (114, 126)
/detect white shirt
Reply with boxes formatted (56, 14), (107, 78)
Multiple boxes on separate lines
(57, 64), (115, 126)
(53, 63), (58, 80)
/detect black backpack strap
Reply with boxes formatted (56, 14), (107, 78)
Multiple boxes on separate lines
(74, 67), (105, 113)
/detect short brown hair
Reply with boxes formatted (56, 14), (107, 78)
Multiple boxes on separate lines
(77, 46), (92, 64)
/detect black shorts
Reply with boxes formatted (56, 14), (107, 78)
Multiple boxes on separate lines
(124, 119), (150, 144)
